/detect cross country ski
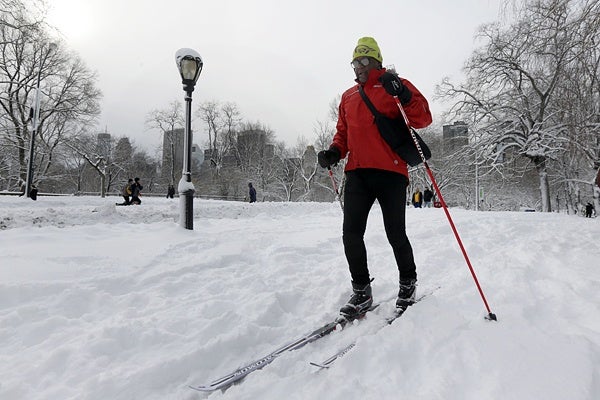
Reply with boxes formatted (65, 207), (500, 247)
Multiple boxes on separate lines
(309, 292), (431, 369)
(189, 303), (380, 393)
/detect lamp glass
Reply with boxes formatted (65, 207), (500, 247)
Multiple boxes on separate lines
(180, 58), (198, 81)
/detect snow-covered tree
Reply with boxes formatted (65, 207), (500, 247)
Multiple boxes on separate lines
(438, 0), (600, 212)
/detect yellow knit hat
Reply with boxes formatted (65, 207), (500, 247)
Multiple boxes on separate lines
(352, 37), (383, 63)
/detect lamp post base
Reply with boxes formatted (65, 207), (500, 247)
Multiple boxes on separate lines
(178, 178), (195, 230)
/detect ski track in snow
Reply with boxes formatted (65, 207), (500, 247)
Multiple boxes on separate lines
(0, 196), (599, 400)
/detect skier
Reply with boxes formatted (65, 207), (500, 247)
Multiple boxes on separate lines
(317, 37), (432, 318)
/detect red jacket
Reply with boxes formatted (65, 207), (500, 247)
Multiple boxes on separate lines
(332, 68), (432, 178)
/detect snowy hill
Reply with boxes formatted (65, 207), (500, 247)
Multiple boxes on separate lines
(1, 196), (599, 400)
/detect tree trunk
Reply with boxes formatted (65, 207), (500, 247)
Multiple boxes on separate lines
(100, 175), (106, 198)
(533, 157), (551, 212)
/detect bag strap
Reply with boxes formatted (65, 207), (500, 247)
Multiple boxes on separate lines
(357, 86), (383, 118)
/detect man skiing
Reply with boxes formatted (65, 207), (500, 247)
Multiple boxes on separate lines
(318, 37), (432, 319)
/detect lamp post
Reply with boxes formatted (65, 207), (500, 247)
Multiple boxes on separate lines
(175, 48), (203, 229)
(25, 43), (57, 199)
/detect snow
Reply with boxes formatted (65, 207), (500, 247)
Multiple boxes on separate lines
(1, 195), (599, 400)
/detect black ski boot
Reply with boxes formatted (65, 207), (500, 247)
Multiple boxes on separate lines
(396, 278), (417, 309)
(340, 281), (373, 319)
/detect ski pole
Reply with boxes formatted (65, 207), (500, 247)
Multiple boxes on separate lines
(327, 166), (344, 211)
(393, 95), (497, 321)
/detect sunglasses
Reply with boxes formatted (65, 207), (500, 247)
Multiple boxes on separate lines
(351, 57), (371, 69)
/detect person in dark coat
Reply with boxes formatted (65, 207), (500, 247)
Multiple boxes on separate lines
(130, 177), (143, 205)
(585, 202), (594, 218)
(248, 182), (257, 203)
(167, 184), (175, 199)
(423, 187), (434, 208)
(29, 185), (38, 200)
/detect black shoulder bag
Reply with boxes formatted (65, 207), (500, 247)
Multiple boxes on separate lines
(357, 86), (431, 167)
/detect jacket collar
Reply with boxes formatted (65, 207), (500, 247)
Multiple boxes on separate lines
(355, 67), (387, 87)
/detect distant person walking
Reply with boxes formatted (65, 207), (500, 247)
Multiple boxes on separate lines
(131, 177), (143, 205)
(167, 184), (175, 199)
(29, 185), (38, 201)
(585, 202), (594, 218)
(423, 187), (434, 208)
(248, 182), (257, 203)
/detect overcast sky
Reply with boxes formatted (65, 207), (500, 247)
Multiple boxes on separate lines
(46, 0), (503, 153)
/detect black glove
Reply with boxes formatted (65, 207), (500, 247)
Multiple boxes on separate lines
(317, 146), (341, 168)
(379, 72), (412, 105)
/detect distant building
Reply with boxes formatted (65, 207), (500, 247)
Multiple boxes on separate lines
(442, 121), (468, 154)
(236, 128), (273, 170)
(97, 132), (111, 159)
(161, 128), (201, 182)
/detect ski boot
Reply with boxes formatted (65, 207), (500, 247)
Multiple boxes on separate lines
(396, 278), (417, 309)
(340, 281), (373, 319)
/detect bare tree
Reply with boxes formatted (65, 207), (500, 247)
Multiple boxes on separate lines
(313, 119), (335, 152)
(59, 144), (88, 193)
(221, 101), (242, 159)
(145, 100), (184, 186)
(65, 133), (109, 197)
(1, 1), (102, 191)
(270, 141), (302, 201)
(196, 101), (221, 157)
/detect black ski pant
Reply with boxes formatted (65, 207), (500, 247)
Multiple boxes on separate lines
(342, 169), (417, 286)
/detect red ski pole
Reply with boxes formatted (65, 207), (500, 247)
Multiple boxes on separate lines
(393, 96), (497, 321)
(327, 166), (344, 210)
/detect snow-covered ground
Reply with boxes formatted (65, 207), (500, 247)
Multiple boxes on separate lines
(1, 195), (599, 400)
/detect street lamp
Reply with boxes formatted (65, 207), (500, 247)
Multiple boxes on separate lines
(175, 48), (203, 229)
(25, 42), (57, 199)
